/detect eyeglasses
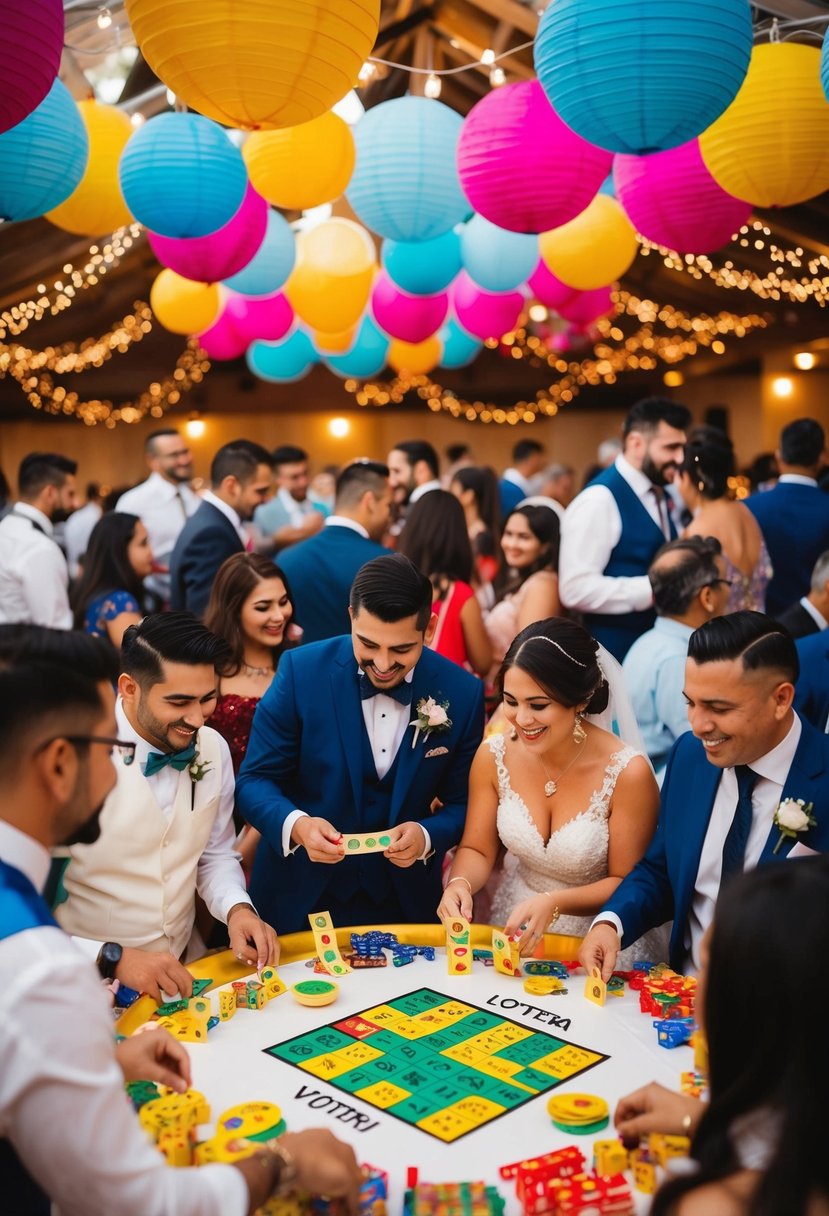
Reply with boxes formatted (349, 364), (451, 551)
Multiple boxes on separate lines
(38, 735), (137, 764)
(704, 578), (733, 589)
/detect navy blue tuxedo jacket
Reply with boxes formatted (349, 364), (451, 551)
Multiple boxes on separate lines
(604, 717), (829, 971)
(795, 631), (829, 731)
(745, 482), (829, 616)
(169, 501), (243, 617)
(278, 525), (391, 644)
(236, 636), (485, 932)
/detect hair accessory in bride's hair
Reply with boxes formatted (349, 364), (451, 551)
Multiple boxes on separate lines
(525, 637), (587, 668)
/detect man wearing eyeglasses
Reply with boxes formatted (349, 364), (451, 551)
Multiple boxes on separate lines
(623, 536), (731, 776)
(57, 612), (278, 1002)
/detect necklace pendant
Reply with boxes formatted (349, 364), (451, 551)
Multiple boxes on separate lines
(544, 779), (557, 797)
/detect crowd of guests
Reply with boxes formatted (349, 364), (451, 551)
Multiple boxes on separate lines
(2, 402), (829, 1215)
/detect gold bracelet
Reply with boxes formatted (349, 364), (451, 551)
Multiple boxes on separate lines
(446, 876), (472, 893)
(544, 897), (560, 929)
(266, 1139), (299, 1195)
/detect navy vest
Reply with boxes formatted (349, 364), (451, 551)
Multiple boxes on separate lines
(583, 465), (672, 661)
(0, 858), (58, 1216)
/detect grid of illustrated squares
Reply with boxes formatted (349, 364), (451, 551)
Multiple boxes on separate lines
(264, 987), (609, 1142)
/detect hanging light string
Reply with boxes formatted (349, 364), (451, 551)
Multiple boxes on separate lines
(0, 303), (153, 376)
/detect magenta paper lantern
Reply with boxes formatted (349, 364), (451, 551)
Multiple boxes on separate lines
(198, 291), (293, 360)
(0, 0), (64, 134)
(557, 285), (616, 328)
(451, 272), (523, 342)
(614, 138), (752, 255)
(457, 81), (613, 235)
(198, 310), (250, 361)
(527, 260), (580, 312)
(148, 183), (269, 283)
(370, 272), (449, 344)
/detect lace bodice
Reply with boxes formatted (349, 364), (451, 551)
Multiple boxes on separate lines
(723, 539), (773, 613)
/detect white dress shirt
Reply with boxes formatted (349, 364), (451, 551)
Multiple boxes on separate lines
(324, 515), (369, 538)
(63, 500), (103, 578)
(0, 502), (72, 628)
(558, 454), (658, 615)
(201, 489), (248, 545)
(282, 668), (431, 858)
(799, 596), (829, 631)
(0, 819), (248, 1216)
(777, 473), (819, 488)
(115, 473), (200, 566)
(409, 480), (442, 504)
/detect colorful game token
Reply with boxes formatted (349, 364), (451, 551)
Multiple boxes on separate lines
(445, 915), (472, 975)
(547, 1092), (610, 1134)
(216, 1100), (284, 1141)
(523, 976), (563, 996)
(583, 966), (608, 1007)
(492, 929), (522, 977)
(291, 979), (339, 1007)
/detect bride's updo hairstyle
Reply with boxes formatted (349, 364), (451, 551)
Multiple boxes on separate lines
(496, 617), (609, 713)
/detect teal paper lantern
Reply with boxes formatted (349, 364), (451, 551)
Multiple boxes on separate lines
(119, 112), (247, 238)
(438, 320), (482, 370)
(535, 0), (753, 155)
(382, 230), (462, 295)
(223, 210), (296, 297)
(347, 96), (469, 242)
(0, 78), (88, 221)
(325, 316), (390, 379)
(247, 330), (317, 383)
(460, 215), (538, 293)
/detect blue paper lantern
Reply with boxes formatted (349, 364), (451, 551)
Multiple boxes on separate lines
(119, 112), (247, 239)
(460, 215), (538, 293)
(223, 210), (296, 297)
(534, 0), (753, 155)
(0, 78), (88, 221)
(325, 317), (390, 379)
(347, 96), (468, 242)
(382, 230), (462, 295)
(247, 330), (317, 383)
(438, 320), (483, 370)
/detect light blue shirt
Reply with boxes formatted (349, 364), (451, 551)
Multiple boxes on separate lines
(622, 616), (693, 775)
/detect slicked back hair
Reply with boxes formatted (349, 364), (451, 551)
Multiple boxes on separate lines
(391, 440), (439, 480)
(121, 612), (233, 688)
(210, 439), (273, 489)
(335, 459), (390, 510)
(622, 396), (692, 441)
(350, 553), (433, 630)
(18, 452), (77, 499)
(688, 610), (798, 684)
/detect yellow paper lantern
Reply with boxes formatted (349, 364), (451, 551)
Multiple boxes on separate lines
(243, 112), (355, 211)
(46, 100), (133, 235)
(150, 269), (221, 335)
(312, 326), (357, 355)
(388, 335), (442, 376)
(538, 194), (638, 292)
(124, 0), (380, 131)
(286, 217), (376, 333)
(699, 42), (829, 208)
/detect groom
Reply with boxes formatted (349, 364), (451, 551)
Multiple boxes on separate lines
(236, 553), (485, 933)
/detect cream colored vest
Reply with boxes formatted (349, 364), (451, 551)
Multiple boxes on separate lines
(56, 727), (224, 957)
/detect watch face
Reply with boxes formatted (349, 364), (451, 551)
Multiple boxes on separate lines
(98, 942), (122, 978)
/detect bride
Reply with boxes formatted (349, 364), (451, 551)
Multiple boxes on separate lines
(438, 617), (666, 964)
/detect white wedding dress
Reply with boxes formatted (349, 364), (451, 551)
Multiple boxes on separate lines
(487, 733), (669, 967)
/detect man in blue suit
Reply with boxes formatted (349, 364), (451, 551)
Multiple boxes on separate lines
(278, 460), (392, 644)
(746, 418), (829, 617)
(169, 440), (273, 617)
(581, 612), (829, 977)
(794, 629), (829, 732)
(236, 554), (485, 933)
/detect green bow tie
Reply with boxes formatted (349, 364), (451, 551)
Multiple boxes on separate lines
(143, 739), (197, 778)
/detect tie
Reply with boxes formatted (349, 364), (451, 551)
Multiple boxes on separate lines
(720, 765), (758, 881)
(143, 739), (197, 778)
(359, 675), (414, 707)
(651, 486), (670, 540)
(174, 487), (189, 520)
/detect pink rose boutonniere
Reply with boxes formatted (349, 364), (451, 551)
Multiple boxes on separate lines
(410, 696), (452, 749)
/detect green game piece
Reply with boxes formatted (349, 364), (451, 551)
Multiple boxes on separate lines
(379, 834), (391, 846)
(551, 1115), (610, 1136)
(155, 998), (188, 1017)
(323, 949), (336, 961)
(294, 980), (336, 996)
(314, 915), (326, 928)
(191, 978), (212, 997)
(365, 837), (377, 848)
(347, 839), (360, 850)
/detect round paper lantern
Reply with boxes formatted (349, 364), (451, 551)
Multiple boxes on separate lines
(382, 231), (462, 295)
(700, 42), (829, 208)
(243, 112), (355, 210)
(286, 217), (376, 332)
(247, 331), (318, 383)
(325, 316), (390, 379)
(347, 96), (468, 242)
(148, 183), (268, 283)
(226, 292), (294, 344)
(451, 272), (523, 342)
(614, 138), (751, 255)
(197, 310), (250, 361)
(556, 286), (616, 328)
(539, 194), (638, 291)
(0, 78), (88, 222)
(125, 0), (380, 130)
(388, 335), (443, 376)
(150, 269), (222, 335)
(439, 320), (483, 370)
(457, 82), (612, 234)
(527, 261), (580, 312)
(46, 100), (133, 235)
(370, 272), (448, 344)
(0, 0), (64, 134)
(312, 326), (357, 355)
(535, 0), (753, 155)
(223, 210), (296, 297)
(460, 215), (538, 293)
(119, 112), (247, 239)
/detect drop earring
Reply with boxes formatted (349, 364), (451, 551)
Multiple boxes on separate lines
(572, 713), (586, 744)
(509, 728), (518, 741)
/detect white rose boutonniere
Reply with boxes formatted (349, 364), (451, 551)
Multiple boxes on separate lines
(188, 752), (212, 810)
(410, 695), (452, 749)
(773, 797), (816, 853)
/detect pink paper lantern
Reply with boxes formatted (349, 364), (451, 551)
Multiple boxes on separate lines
(0, 0), (64, 134)
(148, 183), (269, 284)
(557, 286), (617, 328)
(198, 291), (293, 360)
(614, 138), (752, 256)
(370, 271), (449, 343)
(457, 81), (613, 235)
(527, 260), (580, 312)
(198, 310), (250, 361)
(451, 272), (523, 342)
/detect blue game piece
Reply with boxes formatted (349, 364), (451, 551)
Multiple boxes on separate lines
(207, 1016), (220, 1032)
(392, 954), (414, 967)
(653, 1017), (694, 1048)
(114, 983), (141, 1008)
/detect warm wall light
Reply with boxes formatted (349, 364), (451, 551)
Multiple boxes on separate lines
(794, 351), (817, 370)
(771, 376), (794, 398)
(184, 414), (206, 438)
(329, 417), (350, 438)
(663, 370), (684, 387)
(528, 303), (548, 322)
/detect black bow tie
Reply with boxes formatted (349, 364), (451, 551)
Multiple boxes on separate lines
(359, 674), (414, 707)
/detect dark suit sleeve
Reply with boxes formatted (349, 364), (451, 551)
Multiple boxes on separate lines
(179, 526), (240, 618)
(413, 679), (485, 855)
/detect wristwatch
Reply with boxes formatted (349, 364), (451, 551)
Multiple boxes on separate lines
(96, 941), (123, 981)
